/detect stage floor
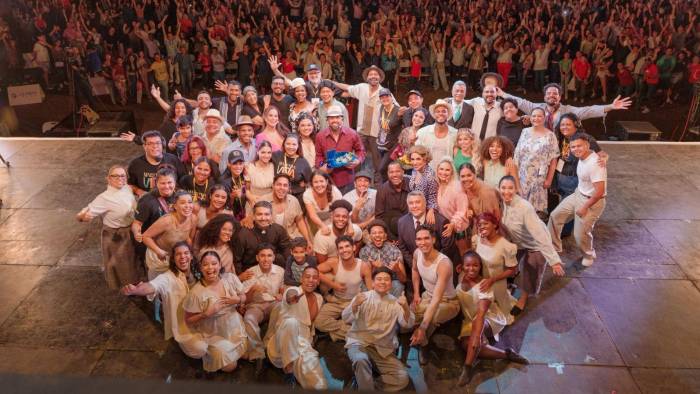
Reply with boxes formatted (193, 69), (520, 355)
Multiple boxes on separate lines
(1, 139), (699, 393)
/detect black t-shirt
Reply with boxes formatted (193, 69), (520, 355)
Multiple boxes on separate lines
(134, 191), (174, 232)
(220, 175), (247, 221)
(497, 117), (526, 147)
(127, 153), (185, 192)
(179, 174), (214, 205)
(269, 94), (295, 128)
(272, 151), (312, 196)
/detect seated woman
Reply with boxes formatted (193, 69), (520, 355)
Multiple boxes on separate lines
(196, 214), (239, 274)
(435, 158), (470, 256)
(256, 106), (289, 152)
(473, 213), (518, 324)
(122, 242), (206, 360)
(179, 157), (215, 206)
(245, 141), (275, 206)
(142, 191), (197, 279)
(456, 251), (529, 387)
(184, 251), (250, 373)
(182, 136), (220, 180)
(478, 136), (519, 192)
(272, 133), (312, 204)
(303, 171), (342, 235)
(408, 145), (438, 225)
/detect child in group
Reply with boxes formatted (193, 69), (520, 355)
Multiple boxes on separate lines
(455, 251), (529, 386)
(168, 116), (194, 158)
(284, 237), (318, 287)
(409, 54), (422, 91)
(453, 128), (478, 172)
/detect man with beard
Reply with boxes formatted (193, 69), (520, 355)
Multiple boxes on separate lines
(401, 89), (434, 128)
(313, 199), (363, 263)
(234, 201), (291, 272)
(127, 131), (185, 197)
(219, 116), (257, 174)
(316, 236), (373, 342)
(464, 85), (503, 144)
(265, 76), (295, 129)
(397, 191), (456, 273)
(268, 57), (325, 102)
(264, 266), (328, 389)
(332, 65), (396, 179)
(374, 162), (411, 240)
(314, 106), (365, 193)
(239, 243), (285, 377)
(256, 174), (313, 247)
(498, 83), (631, 131)
(446, 81), (475, 130)
(211, 80), (243, 132)
(342, 266), (413, 392)
(415, 99), (458, 172)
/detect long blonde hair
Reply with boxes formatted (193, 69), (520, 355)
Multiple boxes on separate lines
(455, 128), (480, 173)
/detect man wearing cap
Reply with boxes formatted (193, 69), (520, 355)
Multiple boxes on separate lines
(342, 170), (378, 239)
(446, 81), (475, 130)
(219, 115), (257, 174)
(314, 105), (365, 194)
(219, 149), (247, 220)
(332, 65), (397, 178)
(268, 57), (325, 102)
(401, 89), (434, 128)
(201, 109), (233, 164)
(497, 83), (631, 132)
(416, 99), (458, 172)
(313, 200), (363, 263)
(317, 80), (350, 131)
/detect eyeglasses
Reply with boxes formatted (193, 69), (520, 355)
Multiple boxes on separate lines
(109, 174), (127, 178)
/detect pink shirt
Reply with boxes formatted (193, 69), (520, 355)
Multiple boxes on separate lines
(255, 132), (283, 153)
(437, 181), (469, 232)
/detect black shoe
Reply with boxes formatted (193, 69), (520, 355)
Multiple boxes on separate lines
(510, 306), (523, 316)
(457, 364), (475, 387)
(505, 348), (529, 365)
(284, 372), (297, 388)
(417, 347), (428, 365)
(254, 358), (266, 379)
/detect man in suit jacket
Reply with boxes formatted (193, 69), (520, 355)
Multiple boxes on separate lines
(446, 80), (475, 130)
(397, 191), (456, 272)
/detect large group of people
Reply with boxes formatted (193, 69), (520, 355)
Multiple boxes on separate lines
(1, 0), (698, 115)
(11, 0), (682, 390)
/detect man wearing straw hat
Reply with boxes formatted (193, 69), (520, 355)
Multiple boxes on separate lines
(415, 99), (458, 172)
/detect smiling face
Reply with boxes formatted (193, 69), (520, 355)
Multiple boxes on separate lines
(265, 107), (280, 127)
(407, 195), (426, 217)
(354, 176), (369, 194)
(436, 161), (454, 183)
(143, 136), (163, 161)
(332, 208), (350, 231)
(256, 247), (275, 273)
(174, 194), (194, 217)
(319, 86), (334, 103)
(499, 178), (517, 203)
(412, 110), (426, 128)
(461, 255), (482, 281)
(197, 93), (211, 109)
(569, 137), (590, 159)
(373, 271), (392, 295)
(273, 176), (290, 200)
(188, 141), (203, 160)
(228, 84), (241, 102)
(254, 205), (272, 227)
(559, 117), (577, 138)
(173, 245), (192, 272)
(433, 106), (449, 124)
(200, 254), (222, 284)
(337, 240), (354, 260)
(503, 101), (518, 119)
(459, 166), (477, 190)
(107, 167), (127, 189)
(258, 145), (272, 164)
(283, 136), (299, 156)
(174, 101), (187, 118)
(366, 70), (381, 86)
(477, 217), (497, 239)
(297, 119), (314, 138)
(488, 140), (503, 160)
(530, 109), (545, 127)
(238, 125), (254, 144)
(194, 161), (211, 182)
(156, 175), (176, 197)
(544, 86), (561, 106)
(369, 225), (387, 248)
(415, 228), (434, 253)
(294, 86), (307, 101)
(387, 163), (404, 186)
(452, 84), (466, 101)
(219, 221), (234, 243)
(410, 152), (427, 170)
(482, 86), (497, 104)
(178, 123), (192, 138)
(271, 78), (285, 95)
(300, 267), (320, 293)
(311, 174), (328, 194)
(210, 189), (228, 209)
(228, 160), (244, 176)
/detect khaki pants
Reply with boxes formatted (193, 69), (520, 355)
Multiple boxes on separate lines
(548, 190), (606, 260)
(413, 292), (460, 346)
(244, 301), (276, 359)
(347, 344), (409, 392)
(314, 295), (352, 341)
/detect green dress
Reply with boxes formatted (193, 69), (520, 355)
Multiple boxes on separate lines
(453, 150), (472, 171)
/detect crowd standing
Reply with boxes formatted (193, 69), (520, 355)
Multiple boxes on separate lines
(11, 0), (690, 389)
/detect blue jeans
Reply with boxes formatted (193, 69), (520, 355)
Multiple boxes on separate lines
(556, 172), (578, 236)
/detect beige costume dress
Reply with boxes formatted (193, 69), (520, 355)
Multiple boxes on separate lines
(264, 287), (327, 390)
(475, 236), (518, 324)
(183, 273), (249, 372)
(456, 280), (508, 341)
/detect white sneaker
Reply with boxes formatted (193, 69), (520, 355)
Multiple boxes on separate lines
(581, 257), (594, 267)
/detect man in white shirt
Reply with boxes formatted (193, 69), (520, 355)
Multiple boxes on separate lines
(313, 199), (363, 263)
(415, 99), (458, 172)
(548, 133), (607, 267)
(240, 243), (285, 376)
(342, 266), (414, 391)
(465, 85), (502, 144)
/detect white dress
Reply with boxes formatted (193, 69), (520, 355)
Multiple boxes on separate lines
(475, 236), (518, 324)
(264, 287), (327, 390)
(456, 279), (508, 341)
(183, 273), (249, 372)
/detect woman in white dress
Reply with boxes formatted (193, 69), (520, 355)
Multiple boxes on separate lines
(473, 212), (518, 324)
(456, 251), (529, 387)
(77, 165), (139, 289)
(121, 242), (207, 360)
(183, 251), (249, 372)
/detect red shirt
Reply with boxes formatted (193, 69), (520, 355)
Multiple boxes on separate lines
(572, 58), (590, 80)
(410, 60), (421, 77)
(314, 126), (366, 188)
(198, 53), (211, 72)
(644, 64), (659, 85)
(689, 63), (700, 84)
(617, 68), (633, 86)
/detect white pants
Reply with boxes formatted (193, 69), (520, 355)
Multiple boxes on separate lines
(548, 190), (606, 260)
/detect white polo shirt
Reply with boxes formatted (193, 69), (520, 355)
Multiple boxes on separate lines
(576, 151), (607, 197)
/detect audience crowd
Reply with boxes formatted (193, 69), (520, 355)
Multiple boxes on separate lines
(5, 0), (689, 389)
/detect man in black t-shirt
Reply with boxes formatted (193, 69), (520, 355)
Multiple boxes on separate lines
(131, 168), (178, 260)
(267, 76), (295, 129)
(127, 130), (185, 197)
